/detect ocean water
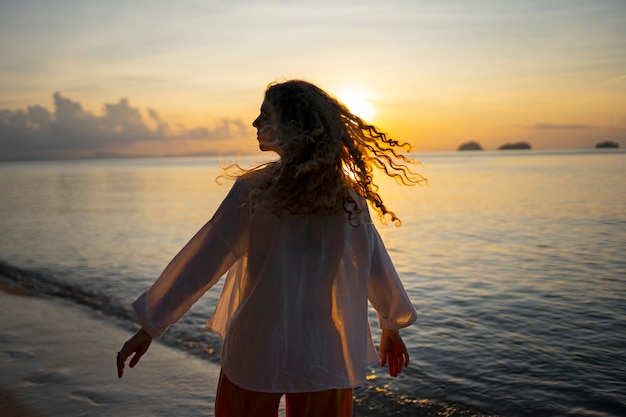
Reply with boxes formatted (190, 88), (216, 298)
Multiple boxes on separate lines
(1, 150), (625, 417)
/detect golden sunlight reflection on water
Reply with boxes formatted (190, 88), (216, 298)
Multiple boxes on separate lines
(1, 150), (625, 417)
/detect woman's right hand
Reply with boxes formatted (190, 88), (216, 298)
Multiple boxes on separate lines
(117, 328), (152, 378)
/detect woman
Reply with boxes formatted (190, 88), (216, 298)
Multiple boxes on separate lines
(117, 80), (423, 417)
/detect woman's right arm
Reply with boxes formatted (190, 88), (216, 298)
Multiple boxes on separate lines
(132, 179), (251, 338)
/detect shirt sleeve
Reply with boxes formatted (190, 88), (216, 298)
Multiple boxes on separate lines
(368, 226), (418, 330)
(133, 179), (250, 338)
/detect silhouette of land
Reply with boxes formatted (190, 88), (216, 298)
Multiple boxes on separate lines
(498, 142), (532, 150)
(595, 140), (619, 148)
(458, 141), (483, 151)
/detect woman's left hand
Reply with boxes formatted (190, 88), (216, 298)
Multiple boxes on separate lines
(379, 329), (410, 377)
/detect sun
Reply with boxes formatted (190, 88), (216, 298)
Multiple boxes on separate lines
(336, 90), (377, 122)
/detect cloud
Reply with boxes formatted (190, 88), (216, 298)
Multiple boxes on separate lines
(601, 74), (626, 85)
(0, 93), (253, 160)
(529, 122), (595, 130)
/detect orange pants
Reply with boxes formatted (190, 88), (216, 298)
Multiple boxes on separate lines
(215, 371), (353, 417)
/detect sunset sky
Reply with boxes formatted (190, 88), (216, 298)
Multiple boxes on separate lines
(1, 0), (625, 160)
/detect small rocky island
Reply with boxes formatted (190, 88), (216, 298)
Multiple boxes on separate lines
(498, 142), (532, 150)
(458, 141), (484, 151)
(595, 140), (619, 148)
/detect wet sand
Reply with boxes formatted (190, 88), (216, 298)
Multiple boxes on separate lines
(0, 285), (222, 417)
(0, 385), (45, 417)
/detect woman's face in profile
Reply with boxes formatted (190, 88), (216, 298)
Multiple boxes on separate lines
(252, 100), (281, 154)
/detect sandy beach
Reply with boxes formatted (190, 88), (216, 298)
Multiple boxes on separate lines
(0, 283), (223, 417)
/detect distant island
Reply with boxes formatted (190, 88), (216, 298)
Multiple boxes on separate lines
(458, 141), (483, 151)
(498, 142), (532, 150)
(595, 140), (619, 148)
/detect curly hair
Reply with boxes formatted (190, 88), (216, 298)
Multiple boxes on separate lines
(229, 80), (426, 226)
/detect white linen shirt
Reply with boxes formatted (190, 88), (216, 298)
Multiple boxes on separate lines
(133, 178), (417, 393)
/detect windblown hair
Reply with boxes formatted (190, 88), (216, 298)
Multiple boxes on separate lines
(232, 80), (426, 225)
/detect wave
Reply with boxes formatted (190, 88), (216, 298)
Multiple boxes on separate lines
(0, 260), (222, 360)
(0, 260), (127, 317)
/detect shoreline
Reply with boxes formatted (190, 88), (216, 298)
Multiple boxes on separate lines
(0, 276), (494, 417)
(0, 286), (222, 417)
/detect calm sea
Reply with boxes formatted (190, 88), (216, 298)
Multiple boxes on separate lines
(1, 150), (625, 417)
